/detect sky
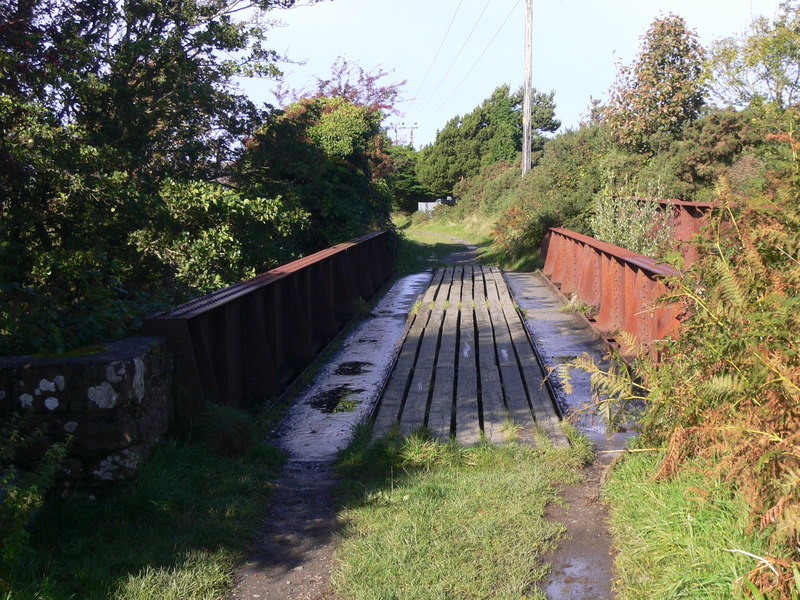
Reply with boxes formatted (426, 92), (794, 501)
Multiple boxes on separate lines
(239, 0), (782, 148)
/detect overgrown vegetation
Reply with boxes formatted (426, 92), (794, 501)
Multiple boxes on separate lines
(331, 425), (592, 600)
(605, 451), (777, 599)
(2, 405), (283, 599)
(0, 0), (401, 355)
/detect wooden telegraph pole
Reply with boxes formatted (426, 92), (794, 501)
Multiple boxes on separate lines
(522, 0), (532, 176)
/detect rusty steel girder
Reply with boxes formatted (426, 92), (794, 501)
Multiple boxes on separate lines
(542, 227), (680, 357)
(144, 230), (394, 410)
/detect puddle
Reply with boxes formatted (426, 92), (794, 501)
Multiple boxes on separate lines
(274, 271), (433, 462)
(334, 361), (372, 376)
(308, 386), (366, 413)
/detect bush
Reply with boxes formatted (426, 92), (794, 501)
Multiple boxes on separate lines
(1, 412), (68, 588)
(589, 188), (674, 258)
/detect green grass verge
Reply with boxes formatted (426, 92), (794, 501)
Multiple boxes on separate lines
(393, 212), (541, 272)
(605, 451), (775, 600)
(6, 414), (284, 600)
(331, 425), (593, 600)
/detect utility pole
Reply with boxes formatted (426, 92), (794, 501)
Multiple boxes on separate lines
(522, 0), (532, 176)
(387, 122), (419, 146)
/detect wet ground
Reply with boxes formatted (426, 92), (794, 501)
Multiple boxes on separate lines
(228, 272), (432, 600)
(229, 235), (623, 600)
(507, 271), (629, 600)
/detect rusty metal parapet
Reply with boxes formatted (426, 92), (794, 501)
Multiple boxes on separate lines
(144, 230), (394, 409)
(541, 227), (680, 356)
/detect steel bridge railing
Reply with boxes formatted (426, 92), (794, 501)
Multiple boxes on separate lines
(144, 230), (394, 409)
(541, 227), (680, 356)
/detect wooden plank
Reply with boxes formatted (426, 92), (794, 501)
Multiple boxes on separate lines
(399, 366), (434, 434)
(455, 288), (480, 444)
(462, 265), (474, 304)
(398, 289), (445, 432)
(428, 367), (455, 440)
(484, 266), (502, 304)
(450, 266), (464, 302)
(491, 268), (569, 448)
(421, 268), (446, 304)
(434, 267), (454, 303)
(373, 270), (439, 436)
(474, 302), (506, 443)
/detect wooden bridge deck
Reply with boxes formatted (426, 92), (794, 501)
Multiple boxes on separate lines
(372, 265), (568, 447)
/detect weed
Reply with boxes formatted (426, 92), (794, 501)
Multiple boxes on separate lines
(5, 414), (283, 599)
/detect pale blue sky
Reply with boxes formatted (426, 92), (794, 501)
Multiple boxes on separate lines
(241, 0), (781, 147)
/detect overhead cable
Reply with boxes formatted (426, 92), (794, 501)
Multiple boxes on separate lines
(410, 0), (493, 120)
(405, 0), (464, 115)
(420, 0), (521, 126)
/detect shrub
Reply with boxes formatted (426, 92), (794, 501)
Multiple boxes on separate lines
(589, 187), (674, 258)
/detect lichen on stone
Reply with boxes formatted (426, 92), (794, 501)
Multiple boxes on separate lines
(88, 381), (118, 409)
(133, 357), (145, 402)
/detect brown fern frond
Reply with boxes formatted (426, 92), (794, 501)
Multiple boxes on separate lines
(654, 425), (691, 481)
(760, 496), (790, 530)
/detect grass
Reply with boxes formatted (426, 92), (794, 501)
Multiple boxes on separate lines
(392, 212), (492, 273)
(4, 407), (284, 600)
(604, 451), (777, 600)
(392, 211), (542, 273)
(330, 424), (593, 600)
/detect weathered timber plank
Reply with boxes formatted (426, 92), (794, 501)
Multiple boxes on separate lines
(490, 268), (569, 447)
(474, 301), (506, 443)
(484, 266), (502, 304)
(421, 268), (446, 304)
(398, 366), (434, 434)
(428, 367), (455, 440)
(489, 304), (536, 432)
(372, 270), (437, 436)
(464, 265), (475, 302)
(434, 267), (454, 303)
(398, 286), (445, 432)
(455, 297), (480, 445)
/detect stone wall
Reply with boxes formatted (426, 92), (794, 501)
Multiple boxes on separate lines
(0, 337), (173, 482)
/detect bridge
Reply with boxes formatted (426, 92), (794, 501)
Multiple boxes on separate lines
(144, 199), (712, 445)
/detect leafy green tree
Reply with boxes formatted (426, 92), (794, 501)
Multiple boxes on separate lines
(416, 85), (560, 197)
(0, 0), (315, 354)
(709, 1), (800, 110)
(386, 145), (433, 213)
(237, 96), (392, 249)
(607, 14), (706, 151)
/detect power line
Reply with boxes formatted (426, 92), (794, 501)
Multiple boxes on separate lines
(405, 0), (464, 116)
(410, 0), (493, 120)
(420, 0), (521, 126)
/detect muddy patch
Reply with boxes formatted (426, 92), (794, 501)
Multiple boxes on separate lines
(307, 385), (365, 413)
(333, 361), (372, 376)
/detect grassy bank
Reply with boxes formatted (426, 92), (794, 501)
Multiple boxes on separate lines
(4, 408), (284, 600)
(604, 451), (789, 600)
(330, 425), (593, 599)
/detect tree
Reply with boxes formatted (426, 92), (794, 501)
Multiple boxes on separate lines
(0, 0), (317, 354)
(276, 56), (406, 115)
(416, 85), (559, 197)
(237, 96), (392, 249)
(709, 1), (800, 110)
(385, 145), (432, 212)
(607, 14), (706, 151)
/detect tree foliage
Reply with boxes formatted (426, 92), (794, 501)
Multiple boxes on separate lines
(236, 95), (392, 249)
(0, 0), (401, 356)
(607, 14), (706, 151)
(709, 1), (800, 110)
(416, 85), (560, 197)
